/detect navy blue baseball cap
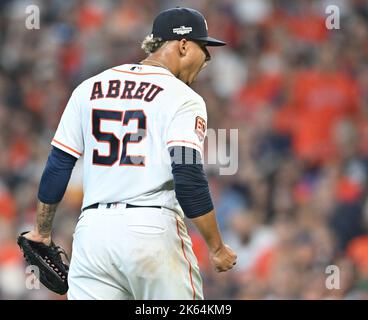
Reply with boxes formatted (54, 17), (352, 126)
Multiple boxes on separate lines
(152, 7), (226, 46)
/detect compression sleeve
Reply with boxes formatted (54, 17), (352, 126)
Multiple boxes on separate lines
(38, 146), (77, 204)
(169, 146), (214, 218)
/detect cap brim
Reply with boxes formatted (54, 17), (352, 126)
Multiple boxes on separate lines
(194, 36), (226, 46)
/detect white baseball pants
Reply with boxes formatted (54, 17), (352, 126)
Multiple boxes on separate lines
(67, 206), (203, 300)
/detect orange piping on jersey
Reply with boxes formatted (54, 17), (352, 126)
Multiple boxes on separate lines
(52, 139), (82, 156)
(167, 140), (202, 150)
(111, 68), (174, 77)
(176, 218), (196, 300)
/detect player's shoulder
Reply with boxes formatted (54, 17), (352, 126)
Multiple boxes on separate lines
(170, 77), (205, 104)
(153, 70), (205, 111)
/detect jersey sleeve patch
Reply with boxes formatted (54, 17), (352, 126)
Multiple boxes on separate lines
(195, 116), (206, 142)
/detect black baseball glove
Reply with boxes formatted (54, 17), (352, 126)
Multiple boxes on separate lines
(17, 232), (70, 295)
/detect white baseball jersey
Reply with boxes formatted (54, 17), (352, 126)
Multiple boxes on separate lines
(52, 64), (208, 217)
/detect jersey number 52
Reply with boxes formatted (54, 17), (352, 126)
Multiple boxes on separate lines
(92, 109), (146, 166)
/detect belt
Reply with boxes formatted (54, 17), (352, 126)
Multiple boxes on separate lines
(82, 203), (162, 212)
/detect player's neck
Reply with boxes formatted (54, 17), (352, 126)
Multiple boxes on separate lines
(140, 54), (179, 77)
(141, 59), (170, 71)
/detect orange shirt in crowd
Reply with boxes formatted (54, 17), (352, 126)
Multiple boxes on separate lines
(9, 138), (31, 170)
(252, 247), (275, 282)
(233, 73), (282, 120)
(347, 235), (368, 277)
(286, 14), (327, 44)
(0, 242), (22, 266)
(274, 70), (359, 163)
(189, 229), (211, 273)
(76, 3), (104, 32)
(0, 188), (16, 221)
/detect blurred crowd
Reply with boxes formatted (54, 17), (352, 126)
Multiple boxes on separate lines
(0, 0), (368, 300)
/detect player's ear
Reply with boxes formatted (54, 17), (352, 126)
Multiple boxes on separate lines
(178, 39), (188, 57)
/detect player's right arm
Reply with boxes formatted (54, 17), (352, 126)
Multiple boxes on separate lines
(191, 210), (237, 272)
(169, 146), (237, 272)
(166, 97), (237, 272)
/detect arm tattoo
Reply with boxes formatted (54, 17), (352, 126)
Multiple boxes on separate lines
(36, 201), (58, 237)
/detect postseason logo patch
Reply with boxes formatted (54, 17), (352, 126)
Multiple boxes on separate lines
(195, 116), (206, 142)
(173, 26), (193, 35)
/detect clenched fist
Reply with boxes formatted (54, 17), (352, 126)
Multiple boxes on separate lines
(210, 244), (237, 272)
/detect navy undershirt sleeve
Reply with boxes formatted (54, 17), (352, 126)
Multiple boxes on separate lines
(38, 146), (77, 204)
(169, 146), (214, 218)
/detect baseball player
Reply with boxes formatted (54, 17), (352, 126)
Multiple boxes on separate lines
(24, 7), (237, 299)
